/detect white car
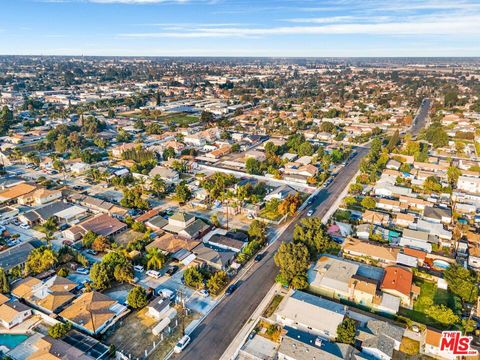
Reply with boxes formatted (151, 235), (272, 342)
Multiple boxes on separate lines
(307, 209), (314, 217)
(146, 270), (161, 279)
(20, 223), (30, 229)
(134, 265), (144, 272)
(174, 335), (191, 353)
(76, 267), (89, 275)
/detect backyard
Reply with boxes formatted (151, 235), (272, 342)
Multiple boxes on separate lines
(399, 277), (461, 329)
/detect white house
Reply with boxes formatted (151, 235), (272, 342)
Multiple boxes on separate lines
(457, 175), (480, 194)
(0, 299), (33, 329)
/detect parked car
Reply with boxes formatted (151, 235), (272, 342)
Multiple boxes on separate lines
(146, 270), (161, 279)
(134, 265), (144, 272)
(307, 209), (314, 217)
(62, 240), (73, 246)
(225, 284), (237, 295)
(76, 267), (89, 275)
(165, 266), (179, 277)
(254, 253), (265, 262)
(86, 249), (98, 255)
(199, 289), (209, 298)
(174, 335), (191, 353)
(20, 223), (30, 229)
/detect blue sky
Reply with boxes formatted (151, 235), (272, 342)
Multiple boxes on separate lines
(1, 0), (480, 56)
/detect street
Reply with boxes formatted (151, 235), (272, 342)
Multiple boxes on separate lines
(176, 97), (431, 360)
(175, 146), (369, 360)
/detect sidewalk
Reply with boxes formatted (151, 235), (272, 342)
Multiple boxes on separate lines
(219, 283), (282, 360)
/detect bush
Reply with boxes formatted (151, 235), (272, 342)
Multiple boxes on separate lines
(48, 322), (72, 339)
(127, 286), (148, 309)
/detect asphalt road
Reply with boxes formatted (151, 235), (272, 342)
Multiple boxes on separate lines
(175, 98), (430, 360)
(175, 146), (369, 360)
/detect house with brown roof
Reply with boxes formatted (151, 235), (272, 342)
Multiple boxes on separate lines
(12, 275), (78, 314)
(17, 188), (62, 206)
(394, 213), (416, 228)
(59, 291), (128, 335)
(146, 232), (200, 254)
(0, 299), (33, 329)
(0, 183), (37, 204)
(342, 238), (399, 265)
(421, 328), (456, 360)
(380, 266), (419, 308)
(63, 213), (127, 241)
(27, 335), (96, 360)
(362, 210), (390, 226)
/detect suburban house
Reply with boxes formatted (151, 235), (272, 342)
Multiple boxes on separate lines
(12, 275), (77, 314)
(192, 243), (236, 270)
(204, 231), (247, 253)
(421, 328), (456, 360)
(0, 298), (33, 329)
(277, 327), (358, 360)
(398, 228), (433, 253)
(357, 320), (405, 360)
(63, 213), (128, 241)
(59, 291), (128, 335)
(308, 255), (399, 314)
(0, 241), (36, 272)
(0, 183), (37, 204)
(342, 238), (399, 266)
(264, 185), (297, 202)
(362, 210), (390, 226)
(20, 201), (88, 226)
(148, 166), (180, 183)
(275, 290), (346, 341)
(457, 175), (480, 194)
(163, 212), (210, 239)
(422, 206), (452, 224)
(17, 188), (62, 206)
(146, 232), (200, 254)
(147, 297), (171, 320)
(380, 266), (419, 308)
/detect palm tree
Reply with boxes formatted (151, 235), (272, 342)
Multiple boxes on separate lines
(146, 248), (166, 270)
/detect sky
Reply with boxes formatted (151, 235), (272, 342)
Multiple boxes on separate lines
(1, 0), (480, 57)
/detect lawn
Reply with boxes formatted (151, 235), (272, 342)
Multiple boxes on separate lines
(162, 113), (199, 127)
(398, 278), (461, 329)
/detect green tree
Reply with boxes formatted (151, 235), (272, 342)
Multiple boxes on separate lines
(0, 268), (10, 293)
(127, 286), (148, 309)
(82, 230), (97, 248)
(25, 247), (58, 275)
(444, 264), (478, 303)
(48, 322), (72, 339)
(423, 176), (442, 193)
(248, 220), (267, 244)
(162, 147), (176, 160)
(146, 248), (166, 270)
(447, 166), (461, 186)
(175, 181), (192, 203)
(200, 111), (214, 123)
(184, 266), (204, 289)
(90, 263), (111, 290)
(91, 235), (111, 252)
(207, 271), (228, 295)
(293, 218), (335, 258)
(361, 196), (376, 210)
(274, 242), (310, 286)
(425, 305), (459, 326)
(336, 317), (356, 345)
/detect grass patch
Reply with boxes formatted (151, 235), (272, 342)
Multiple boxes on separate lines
(258, 209), (283, 222)
(263, 295), (284, 318)
(398, 277), (460, 329)
(162, 113), (199, 127)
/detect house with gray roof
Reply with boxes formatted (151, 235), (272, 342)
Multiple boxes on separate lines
(357, 320), (405, 360)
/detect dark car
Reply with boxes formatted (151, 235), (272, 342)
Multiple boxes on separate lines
(225, 284), (237, 295)
(165, 266), (179, 277)
(254, 253), (265, 262)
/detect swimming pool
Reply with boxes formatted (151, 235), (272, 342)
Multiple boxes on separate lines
(432, 259), (451, 270)
(0, 334), (28, 349)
